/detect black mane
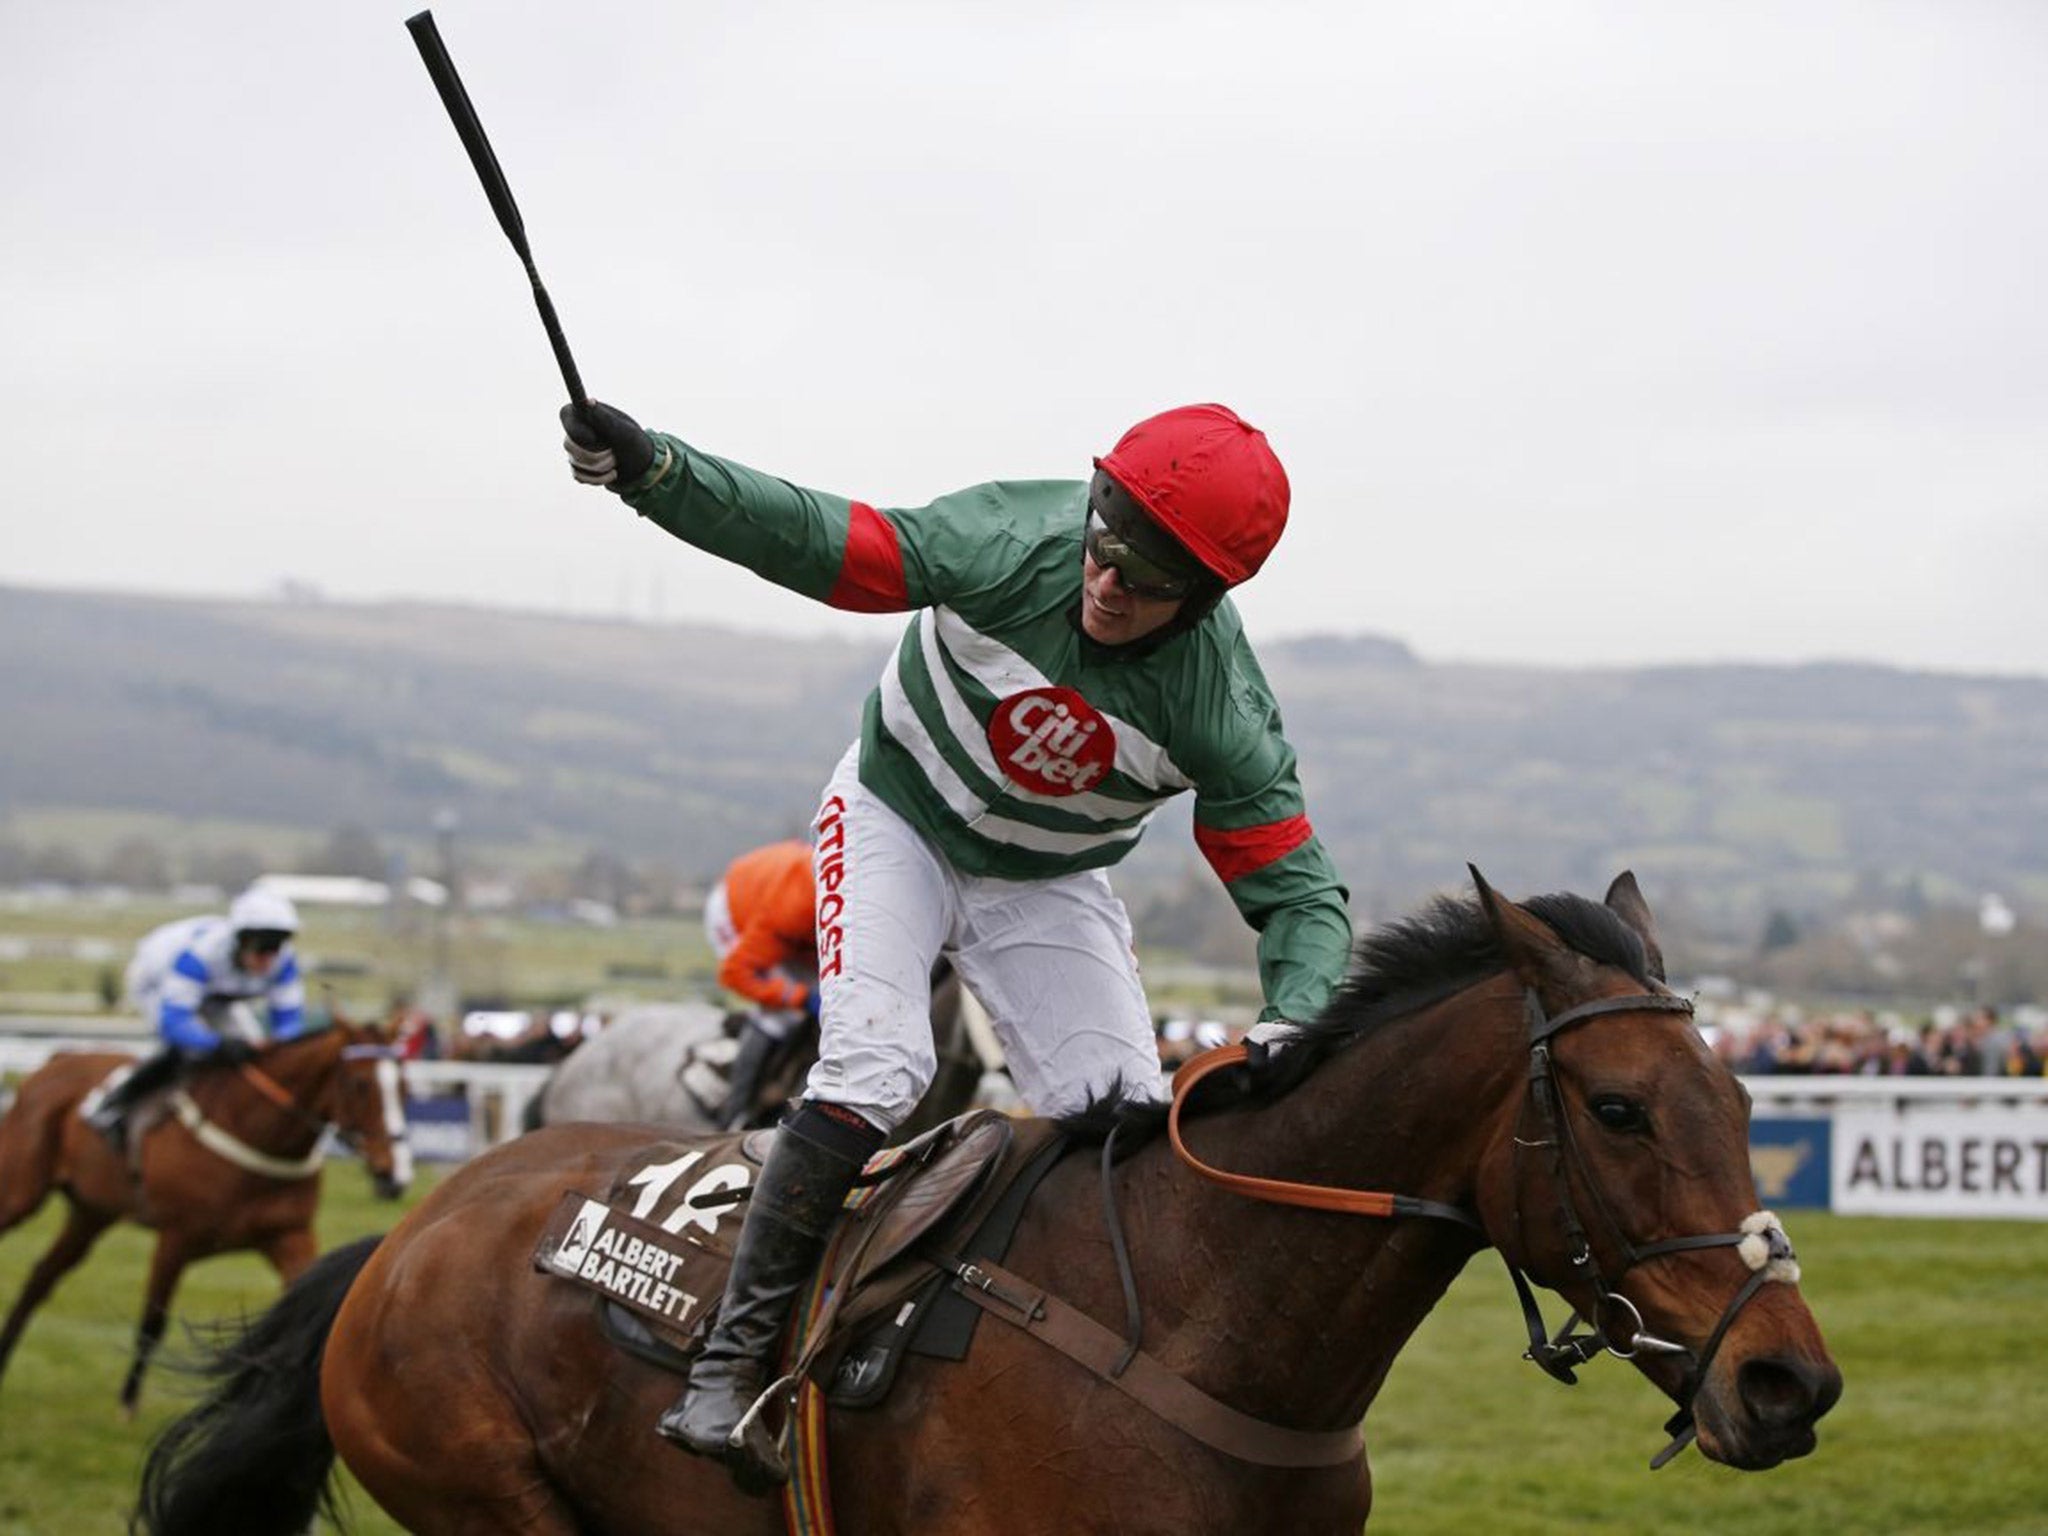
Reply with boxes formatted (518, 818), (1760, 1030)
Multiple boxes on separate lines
(1299, 891), (1651, 1048)
(1058, 890), (1653, 1145)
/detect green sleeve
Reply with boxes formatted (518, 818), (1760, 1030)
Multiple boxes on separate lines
(619, 436), (1069, 609)
(1184, 633), (1353, 1024)
(1226, 838), (1354, 1026)
(620, 435), (859, 603)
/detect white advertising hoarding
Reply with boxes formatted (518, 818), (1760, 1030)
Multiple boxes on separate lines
(1832, 1102), (2048, 1220)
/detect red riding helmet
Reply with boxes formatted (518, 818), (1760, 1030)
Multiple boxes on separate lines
(1093, 404), (1290, 587)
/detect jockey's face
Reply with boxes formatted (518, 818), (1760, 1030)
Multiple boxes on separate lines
(1082, 470), (1202, 645)
(235, 931), (288, 976)
(1081, 551), (1185, 645)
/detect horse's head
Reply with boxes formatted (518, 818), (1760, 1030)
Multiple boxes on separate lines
(1467, 867), (1840, 1471)
(326, 1021), (416, 1201)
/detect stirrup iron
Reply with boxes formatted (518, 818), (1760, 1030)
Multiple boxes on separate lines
(729, 1371), (800, 1487)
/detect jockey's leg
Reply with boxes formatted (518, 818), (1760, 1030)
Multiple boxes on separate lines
(716, 951), (822, 1128)
(84, 1046), (183, 1152)
(951, 867), (1165, 1117)
(656, 1099), (881, 1490)
(659, 748), (950, 1491)
(715, 1010), (799, 1131)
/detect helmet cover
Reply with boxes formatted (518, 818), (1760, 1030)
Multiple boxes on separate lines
(1094, 403), (1290, 585)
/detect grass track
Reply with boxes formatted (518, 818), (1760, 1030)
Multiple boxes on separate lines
(2, 1172), (2045, 1534)
(0, 1163), (422, 1536)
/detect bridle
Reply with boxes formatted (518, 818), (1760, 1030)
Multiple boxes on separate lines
(228, 1038), (404, 1160)
(1168, 984), (1803, 1469)
(1505, 986), (1798, 1467)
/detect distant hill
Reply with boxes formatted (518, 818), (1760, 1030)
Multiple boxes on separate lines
(3, 584), (2043, 941)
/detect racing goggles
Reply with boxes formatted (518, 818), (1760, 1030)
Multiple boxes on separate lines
(238, 929), (291, 957)
(1084, 510), (1201, 602)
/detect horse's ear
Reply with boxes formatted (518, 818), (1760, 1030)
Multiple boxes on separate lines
(1469, 864), (1578, 996)
(1603, 870), (1667, 982)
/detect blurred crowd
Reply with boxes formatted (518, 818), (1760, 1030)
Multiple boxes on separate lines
(1705, 1003), (2048, 1077)
(384, 997), (2048, 1082)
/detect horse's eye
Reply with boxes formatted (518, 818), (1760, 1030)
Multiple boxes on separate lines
(1590, 1095), (1649, 1133)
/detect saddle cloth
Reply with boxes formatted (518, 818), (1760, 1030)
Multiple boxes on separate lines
(532, 1110), (1050, 1378)
(77, 1062), (137, 1126)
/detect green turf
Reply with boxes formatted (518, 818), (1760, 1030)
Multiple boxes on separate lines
(2, 1176), (2045, 1533)
(0, 1166), (421, 1536)
(1366, 1214), (2048, 1535)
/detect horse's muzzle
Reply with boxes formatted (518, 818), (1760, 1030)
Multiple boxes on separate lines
(1696, 1352), (1842, 1469)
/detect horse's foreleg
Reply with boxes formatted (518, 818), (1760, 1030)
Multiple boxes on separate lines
(121, 1231), (192, 1417)
(0, 1203), (113, 1390)
(260, 1228), (318, 1287)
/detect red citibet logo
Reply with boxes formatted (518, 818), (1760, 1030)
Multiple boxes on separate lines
(987, 687), (1117, 796)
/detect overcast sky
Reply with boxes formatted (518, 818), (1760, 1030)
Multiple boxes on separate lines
(3, 1), (2043, 674)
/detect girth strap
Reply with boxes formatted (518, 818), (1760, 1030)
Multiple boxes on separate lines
(938, 1254), (1364, 1470)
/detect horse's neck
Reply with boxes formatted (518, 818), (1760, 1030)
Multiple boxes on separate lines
(1116, 984), (1521, 1430)
(195, 1041), (335, 1151)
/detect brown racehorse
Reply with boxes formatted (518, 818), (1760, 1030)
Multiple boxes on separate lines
(135, 873), (1840, 1536)
(0, 1020), (412, 1413)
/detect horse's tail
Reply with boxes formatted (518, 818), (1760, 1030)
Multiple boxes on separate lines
(133, 1234), (381, 1536)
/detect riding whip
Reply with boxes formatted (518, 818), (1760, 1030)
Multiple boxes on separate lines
(404, 10), (588, 404)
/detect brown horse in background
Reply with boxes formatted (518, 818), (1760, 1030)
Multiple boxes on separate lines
(135, 872), (1840, 1535)
(0, 1020), (412, 1413)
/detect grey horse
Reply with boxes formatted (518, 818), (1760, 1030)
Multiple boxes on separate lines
(527, 971), (1000, 1139)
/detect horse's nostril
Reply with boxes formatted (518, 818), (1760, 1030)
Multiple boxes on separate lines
(1738, 1355), (1840, 1428)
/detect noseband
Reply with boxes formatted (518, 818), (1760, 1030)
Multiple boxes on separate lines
(1168, 986), (1803, 1470)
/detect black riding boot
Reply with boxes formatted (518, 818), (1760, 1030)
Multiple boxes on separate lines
(85, 1047), (181, 1153)
(715, 1017), (783, 1132)
(657, 1100), (882, 1493)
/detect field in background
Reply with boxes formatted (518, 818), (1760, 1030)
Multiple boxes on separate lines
(0, 897), (725, 1026)
(1, 1171), (2044, 1535)
(0, 896), (1258, 1028)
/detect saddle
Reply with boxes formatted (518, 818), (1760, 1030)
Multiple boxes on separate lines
(532, 1111), (1066, 1403)
(78, 1063), (178, 1167)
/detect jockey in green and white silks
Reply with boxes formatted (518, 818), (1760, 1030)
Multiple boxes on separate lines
(562, 399), (1352, 1491)
(610, 408), (1350, 1123)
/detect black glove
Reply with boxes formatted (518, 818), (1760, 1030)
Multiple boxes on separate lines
(213, 1037), (257, 1067)
(1241, 1020), (1303, 1089)
(561, 401), (655, 490)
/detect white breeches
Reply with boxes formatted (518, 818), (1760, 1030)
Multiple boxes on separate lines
(805, 745), (1164, 1131)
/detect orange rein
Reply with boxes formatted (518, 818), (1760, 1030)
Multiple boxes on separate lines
(240, 1062), (301, 1113)
(234, 1046), (345, 1141)
(1167, 1044), (1404, 1218)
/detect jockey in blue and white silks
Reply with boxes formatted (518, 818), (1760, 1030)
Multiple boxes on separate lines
(128, 894), (309, 1053)
(88, 887), (310, 1150)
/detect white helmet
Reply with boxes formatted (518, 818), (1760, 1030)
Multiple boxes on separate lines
(229, 886), (301, 938)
